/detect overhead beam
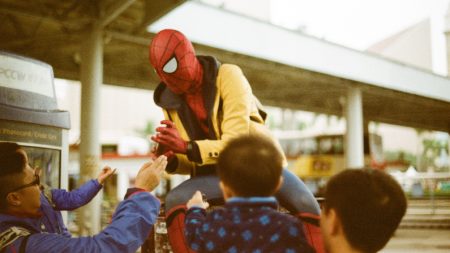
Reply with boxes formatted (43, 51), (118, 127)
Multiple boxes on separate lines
(0, 33), (82, 49)
(106, 30), (151, 45)
(98, 0), (137, 28)
(133, 0), (185, 34)
(0, 3), (91, 27)
(150, 1), (450, 103)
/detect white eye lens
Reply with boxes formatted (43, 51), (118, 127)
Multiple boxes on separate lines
(163, 57), (178, 73)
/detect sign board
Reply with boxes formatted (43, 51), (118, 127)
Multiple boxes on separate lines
(0, 120), (62, 146)
(0, 53), (55, 98)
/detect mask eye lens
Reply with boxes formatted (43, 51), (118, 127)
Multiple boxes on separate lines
(163, 57), (178, 74)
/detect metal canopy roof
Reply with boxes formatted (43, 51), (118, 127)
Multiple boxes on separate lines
(1, 0), (450, 133)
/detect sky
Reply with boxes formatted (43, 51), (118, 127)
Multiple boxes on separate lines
(270, 0), (450, 50)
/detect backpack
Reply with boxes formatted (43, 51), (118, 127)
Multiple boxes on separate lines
(0, 226), (31, 253)
(298, 212), (326, 253)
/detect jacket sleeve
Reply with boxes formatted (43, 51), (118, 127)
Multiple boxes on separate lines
(184, 207), (207, 251)
(21, 192), (160, 253)
(195, 64), (255, 165)
(50, 179), (103, 211)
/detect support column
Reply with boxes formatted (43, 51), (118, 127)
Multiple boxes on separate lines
(444, 2), (450, 75)
(448, 135), (450, 171)
(78, 24), (103, 235)
(445, 3), (450, 169)
(345, 87), (364, 168)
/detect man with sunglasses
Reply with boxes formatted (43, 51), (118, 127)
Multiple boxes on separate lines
(0, 144), (115, 238)
(0, 142), (168, 253)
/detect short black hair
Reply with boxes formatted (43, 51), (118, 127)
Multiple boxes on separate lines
(324, 168), (407, 253)
(217, 134), (283, 197)
(0, 142), (27, 210)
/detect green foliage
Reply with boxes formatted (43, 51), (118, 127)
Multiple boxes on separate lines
(135, 120), (156, 138)
(267, 115), (277, 130)
(419, 138), (449, 172)
(384, 150), (416, 170)
(296, 121), (307, 131)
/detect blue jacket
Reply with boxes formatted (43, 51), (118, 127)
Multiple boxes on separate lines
(185, 197), (314, 253)
(40, 179), (103, 236)
(0, 192), (160, 253)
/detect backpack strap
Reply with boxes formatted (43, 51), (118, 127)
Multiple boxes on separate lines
(297, 212), (326, 253)
(0, 226), (31, 251)
(18, 235), (30, 253)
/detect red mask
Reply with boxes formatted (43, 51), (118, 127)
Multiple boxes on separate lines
(149, 29), (203, 94)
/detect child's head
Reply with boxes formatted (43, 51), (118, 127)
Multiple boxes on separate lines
(217, 134), (283, 198)
(321, 168), (407, 253)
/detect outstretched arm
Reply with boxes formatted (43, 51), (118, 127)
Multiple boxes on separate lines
(23, 156), (168, 253)
(25, 193), (160, 253)
(50, 167), (115, 211)
(184, 191), (209, 251)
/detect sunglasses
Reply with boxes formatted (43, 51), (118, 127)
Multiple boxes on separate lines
(8, 171), (40, 193)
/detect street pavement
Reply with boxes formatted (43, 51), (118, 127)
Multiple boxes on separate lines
(381, 228), (450, 253)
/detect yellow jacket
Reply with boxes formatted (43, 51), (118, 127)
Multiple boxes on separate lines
(154, 56), (283, 174)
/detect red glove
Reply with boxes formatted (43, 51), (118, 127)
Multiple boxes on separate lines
(151, 120), (188, 154)
(149, 143), (174, 160)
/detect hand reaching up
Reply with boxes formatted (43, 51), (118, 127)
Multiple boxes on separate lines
(151, 120), (187, 154)
(187, 190), (209, 209)
(135, 155), (168, 191)
(97, 166), (116, 185)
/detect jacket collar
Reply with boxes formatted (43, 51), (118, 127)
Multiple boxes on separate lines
(225, 197), (278, 210)
(0, 212), (41, 233)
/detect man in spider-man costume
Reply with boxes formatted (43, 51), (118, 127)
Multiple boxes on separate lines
(149, 29), (323, 253)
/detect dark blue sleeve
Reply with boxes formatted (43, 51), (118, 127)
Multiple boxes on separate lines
(50, 179), (102, 210)
(184, 207), (207, 251)
(18, 192), (160, 253)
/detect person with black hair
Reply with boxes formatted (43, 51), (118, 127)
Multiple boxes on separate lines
(320, 168), (407, 253)
(0, 142), (114, 237)
(0, 142), (167, 253)
(184, 135), (314, 253)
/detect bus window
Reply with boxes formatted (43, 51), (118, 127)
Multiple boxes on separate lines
(301, 138), (318, 155)
(333, 137), (344, 154)
(319, 137), (333, 155)
(277, 132), (384, 183)
(278, 138), (302, 158)
(288, 140), (302, 157)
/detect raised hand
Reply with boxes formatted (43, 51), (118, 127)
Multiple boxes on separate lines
(151, 120), (187, 154)
(135, 155), (168, 191)
(97, 166), (116, 185)
(187, 190), (209, 209)
(149, 140), (175, 160)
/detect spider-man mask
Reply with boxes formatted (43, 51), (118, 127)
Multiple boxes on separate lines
(149, 29), (203, 94)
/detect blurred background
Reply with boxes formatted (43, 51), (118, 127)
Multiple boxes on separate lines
(1, 0), (449, 252)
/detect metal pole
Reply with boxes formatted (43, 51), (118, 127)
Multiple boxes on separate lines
(345, 87), (364, 168)
(445, 2), (450, 75)
(78, 24), (103, 235)
(60, 130), (70, 225)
